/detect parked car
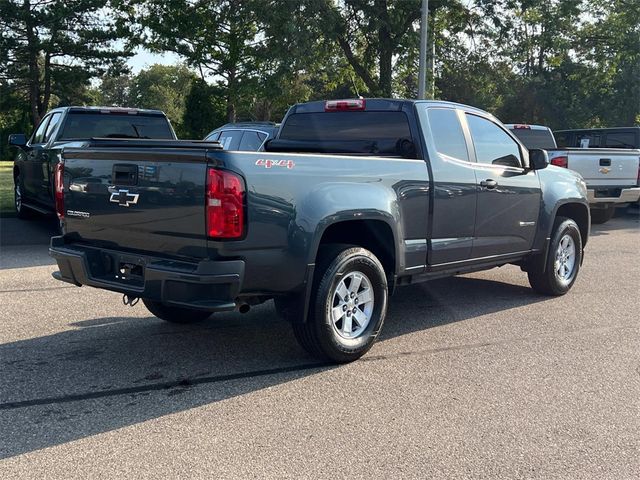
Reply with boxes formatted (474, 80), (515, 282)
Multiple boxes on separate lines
(203, 122), (279, 151)
(50, 99), (589, 363)
(555, 127), (640, 150)
(8, 106), (176, 219)
(506, 124), (640, 223)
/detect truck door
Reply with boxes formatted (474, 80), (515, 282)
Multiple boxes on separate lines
(37, 112), (63, 204)
(464, 113), (541, 258)
(420, 107), (477, 265)
(23, 114), (52, 202)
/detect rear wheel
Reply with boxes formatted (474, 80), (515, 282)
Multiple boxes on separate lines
(590, 205), (615, 224)
(528, 217), (582, 296)
(142, 299), (212, 324)
(292, 245), (388, 363)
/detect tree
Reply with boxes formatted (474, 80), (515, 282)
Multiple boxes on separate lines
(181, 79), (226, 139)
(128, 64), (196, 135)
(313, 0), (422, 97)
(0, 81), (31, 159)
(575, 0), (640, 126)
(0, 0), (130, 127)
(97, 73), (132, 107)
(130, 0), (262, 122)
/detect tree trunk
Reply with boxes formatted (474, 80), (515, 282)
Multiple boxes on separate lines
(226, 69), (237, 123)
(42, 50), (52, 116)
(23, 0), (41, 126)
(376, 0), (393, 97)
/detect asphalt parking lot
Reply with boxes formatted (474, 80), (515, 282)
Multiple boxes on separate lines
(0, 210), (638, 479)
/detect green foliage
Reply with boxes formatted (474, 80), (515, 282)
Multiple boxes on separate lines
(128, 64), (195, 135)
(0, 83), (31, 160)
(97, 73), (132, 107)
(0, 0), (638, 140)
(182, 79), (226, 139)
(0, 161), (14, 214)
(0, 0), (131, 127)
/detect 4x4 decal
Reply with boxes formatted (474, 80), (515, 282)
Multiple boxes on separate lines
(255, 159), (295, 169)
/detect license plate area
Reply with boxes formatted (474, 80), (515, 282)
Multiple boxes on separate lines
(594, 188), (621, 198)
(85, 249), (146, 288)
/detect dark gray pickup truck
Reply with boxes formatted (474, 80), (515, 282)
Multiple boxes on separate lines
(9, 106), (176, 219)
(49, 99), (589, 362)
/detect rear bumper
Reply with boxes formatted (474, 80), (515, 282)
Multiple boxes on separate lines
(587, 187), (640, 205)
(49, 237), (244, 312)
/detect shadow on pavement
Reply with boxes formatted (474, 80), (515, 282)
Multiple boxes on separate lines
(0, 216), (59, 269)
(0, 275), (549, 459)
(0, 216), (59, 247)
(589, 207), (639, 237)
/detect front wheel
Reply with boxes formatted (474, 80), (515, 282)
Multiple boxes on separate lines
(14, 175), (32, 220)
(528, 217), (582, 296)
(292, 245), (388, 363)
(142, 299), (212, 324)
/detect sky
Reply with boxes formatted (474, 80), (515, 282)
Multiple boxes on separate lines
(127, 48), (181, 74)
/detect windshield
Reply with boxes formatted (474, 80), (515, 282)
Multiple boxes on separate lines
(59, 113), (174, 140)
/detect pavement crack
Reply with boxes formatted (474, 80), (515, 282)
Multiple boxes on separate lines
(0, 285), (75, 294)
(0, 362), (332, 411)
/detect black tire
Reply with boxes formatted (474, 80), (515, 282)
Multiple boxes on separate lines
(142, 299), (212, 324)
(590, 205), (615, 224)
(14, 174), (33, 220)
(292, 245), (388, 363)
(528, 217), (582, 296)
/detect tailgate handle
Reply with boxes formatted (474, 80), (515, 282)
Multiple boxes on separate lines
(112, 164), (138, 185)
(599, 158), (611, 166)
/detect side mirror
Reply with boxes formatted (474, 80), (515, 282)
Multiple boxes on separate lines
(529, 148), (549, 170)
(8, 134), (27, 148)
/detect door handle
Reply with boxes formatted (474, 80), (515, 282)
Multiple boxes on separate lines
(480, 179), (498, 189)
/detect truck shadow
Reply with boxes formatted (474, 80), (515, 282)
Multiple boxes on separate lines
(0, 274), (549, 459)
(0, 216), (59, 269)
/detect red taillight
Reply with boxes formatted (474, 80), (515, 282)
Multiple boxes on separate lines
(324, 99), (366, 111)
(551, 155), (568, 168)
(206, 168), (245, 239)
(512, 124), (531, 129)
(54, 162), (64, 219)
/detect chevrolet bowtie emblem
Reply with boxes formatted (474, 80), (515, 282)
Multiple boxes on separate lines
(109, 188), (139, 207)
(599, 167), (611, 174)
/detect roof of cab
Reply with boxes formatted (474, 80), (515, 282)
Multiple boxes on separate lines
(288, 98), (495, 119)
(47, 106), (167, 116)
(504, 124), (552, 131)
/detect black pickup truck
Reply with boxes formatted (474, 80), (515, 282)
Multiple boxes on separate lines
(9, 106), (176, 219)
(49, 99), (589, 362)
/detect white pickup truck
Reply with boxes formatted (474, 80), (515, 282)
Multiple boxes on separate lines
(507, 125), (640, 223)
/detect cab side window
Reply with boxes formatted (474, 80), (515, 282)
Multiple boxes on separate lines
(604, 132), (635, 149)
(43, 112), (62, 143)
(239, 131), (267, 151)
(31, 116), (51, 144)
(427, 108), (469, 161)
(217, 130), (243, 150)
(466, 114), (522, 168)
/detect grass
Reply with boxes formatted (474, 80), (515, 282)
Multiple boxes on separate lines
(0, 161), (14, 215)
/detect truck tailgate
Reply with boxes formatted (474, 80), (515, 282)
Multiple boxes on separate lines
(556, 148), (640, 187)
(62, 146), (210, 259)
